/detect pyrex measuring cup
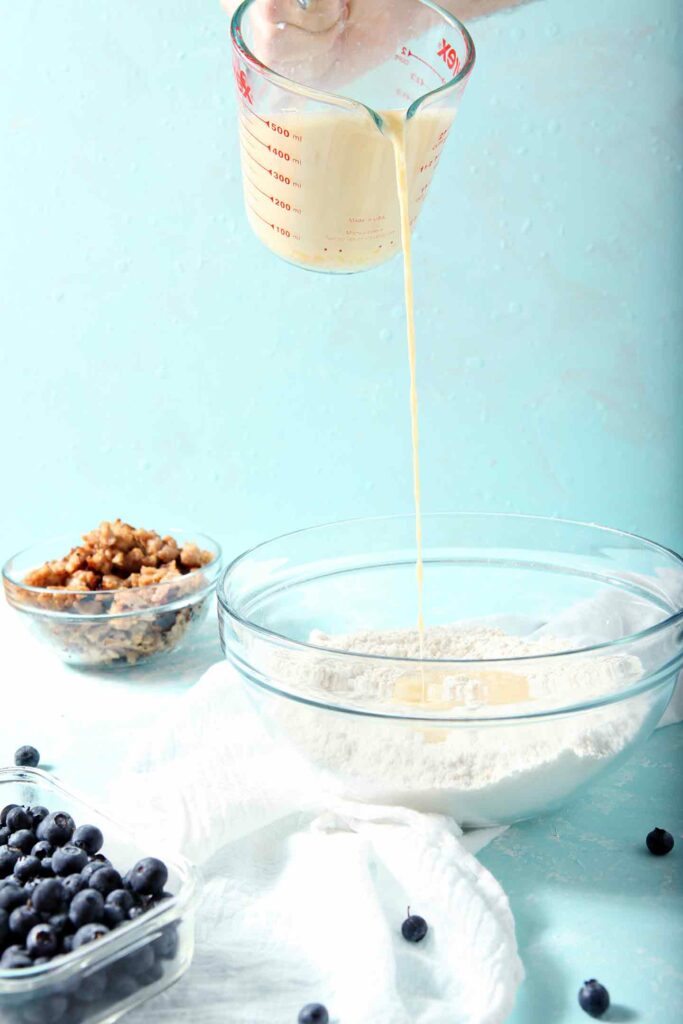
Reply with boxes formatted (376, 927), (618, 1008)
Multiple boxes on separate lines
(231, 0), (475, 273)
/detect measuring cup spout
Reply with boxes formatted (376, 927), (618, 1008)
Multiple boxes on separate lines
(231, 0), (475, 272)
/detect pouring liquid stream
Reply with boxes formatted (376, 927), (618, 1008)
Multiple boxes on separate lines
(386, 112), (426, 684)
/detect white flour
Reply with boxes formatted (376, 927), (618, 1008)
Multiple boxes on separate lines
(269, 625), (656, 825)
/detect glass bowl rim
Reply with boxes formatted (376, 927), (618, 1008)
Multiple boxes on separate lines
(0, 766), (198, 988)
(2, 528), (222, 616)
(218, 511), (683, 667)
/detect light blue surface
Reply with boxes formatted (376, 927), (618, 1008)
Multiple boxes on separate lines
(2, 2), (682, 1021)
(1, 0), (682, 561)
(480, 722), (683, 1023)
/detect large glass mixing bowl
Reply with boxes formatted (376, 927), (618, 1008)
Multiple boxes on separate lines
(217, 514), (683, 826)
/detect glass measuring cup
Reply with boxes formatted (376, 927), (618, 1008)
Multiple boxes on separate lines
(230, 0), (475, 273)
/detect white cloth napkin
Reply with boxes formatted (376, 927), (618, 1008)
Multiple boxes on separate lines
(114, 664), (523, 1024)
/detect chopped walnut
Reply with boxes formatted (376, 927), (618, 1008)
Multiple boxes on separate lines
(23, 520), (212, 594)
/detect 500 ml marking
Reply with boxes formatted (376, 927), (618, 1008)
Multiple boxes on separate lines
(242, 105), (303, 143)
(240, 118), (302, 164)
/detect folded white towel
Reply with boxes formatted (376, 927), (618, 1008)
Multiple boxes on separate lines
(115, 664), (524, 1024)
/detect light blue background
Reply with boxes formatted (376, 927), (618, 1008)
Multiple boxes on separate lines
(2, 0), (682, 564)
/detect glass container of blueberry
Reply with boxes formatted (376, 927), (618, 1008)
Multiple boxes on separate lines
(0, 767), (198, 1024)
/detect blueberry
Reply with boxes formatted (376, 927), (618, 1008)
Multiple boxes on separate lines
(578, 979), (610, 1018)
(89, 866), (122, 896)
(26, 923), (58, 958)
(31, 840), (54, 861)
(401, 912), (428, 943)
(298, 1004), (329, 1024)
(32, 878), (67, 914)
(9, 905), (41, 941)
(0, 883), (26, 912)
(125, 943), (155, 978)
(28, 806), (49, 830)
(36, 811), (75, 847)
(81, 855), (111, 883)
(0, 907), (8, 945)
(106, 888), (133, 913)
(9, 830), (36, 855)
(108, 971), (139, 998)
(62, 934), (74, 953)
(0, 948), (33, 968)
(72, 824), (104, 856)
(0, 805), (19, 827)
(103, 903), (126, 928)
(69, 889), (104, 928)
(72, 922), (109, 949)
(128, 857), (168, 897)
(0, 828), (9, 846)
(20, 995), (69, 1023)
(72, 969), (108, 1003)
(140, 958), (164, 986)
(63, 873), (86, 899)
(13, 855), (41, 884)
(5, 807), (32, 833)
(39, 856), (55, 877)
(52, 844), (88, 877)
(48, 911), (71, 933)
(153, 924), (179, 961)
(14, 746), (40, 768)
(0, 846), (21, 878)
(646, 827), (675, 856)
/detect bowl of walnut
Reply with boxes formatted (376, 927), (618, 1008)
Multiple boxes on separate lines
(2, 520), (222, 668)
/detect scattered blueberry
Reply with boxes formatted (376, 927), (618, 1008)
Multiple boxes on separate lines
(5, 807), (32, 833)
(52, 844), (88, 876)
(0, 846), (21, 878)
(69, 889), (104, 928)
(28, 806), (50, 830)
(26, 922), (59, 959)
(9, 906), (41, 942)
(31, 840), (54, 861)
(13, 855), (41, 884)
(578, 979), (610, 1018)
(401, 911), (428, 943)
(37, 811), (75, 847)
(72, 824), (104, 856)
(0, 805), (19, 827)
(89, 865), (122, 896)
(9, 829), (36, 855)
(14, 746), (40, 769)
(129, 857), (168, 897)
(72, 922), (109, 949)
(646, 827), (675, 856)
(32, 878), (67, 914)
(298, 1004), (329, 1024)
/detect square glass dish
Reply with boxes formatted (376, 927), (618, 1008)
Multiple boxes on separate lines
(0, 768), (199, 1024)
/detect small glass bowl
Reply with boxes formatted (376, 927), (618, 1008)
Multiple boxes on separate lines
(218, 513), (683, 826)
(2, 530), (222, 669)
(0, 767), (198, 1024)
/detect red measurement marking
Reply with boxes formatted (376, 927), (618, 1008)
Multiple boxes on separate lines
(246, 153), (273, 176)
(245, 175), (271, 201)
(437, 38), (461, 77)
(241, 105), (270, 127)
(401, 47), (445, 84)
(247, 203), (274, 230)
